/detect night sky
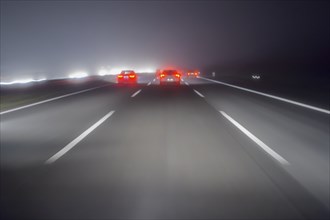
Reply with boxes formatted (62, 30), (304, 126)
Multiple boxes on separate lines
(1, 0), (329, 81)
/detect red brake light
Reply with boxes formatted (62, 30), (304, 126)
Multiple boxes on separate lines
(160, 73), (165, 78)
(129, 74), (135, 79)
(194, 72), (198, 76)
(118, 74), (123, 78)
(175, 73), (181, 78)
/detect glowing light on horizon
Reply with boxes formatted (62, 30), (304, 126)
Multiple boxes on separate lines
(109, 68), (129, 75)
(136, 67), (156, 73)
(98, 67), (109, 76)
(68, 71), (88, 79)
(0, 78), (47, 85)
(97, 66), (156, 76)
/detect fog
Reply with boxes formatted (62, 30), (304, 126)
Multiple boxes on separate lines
(1, 1), (329, 81)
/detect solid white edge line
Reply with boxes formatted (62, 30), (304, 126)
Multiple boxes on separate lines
(220, 111), (289, 165)
(131, 89), (142, 97)
(45, 110), (115, 164)
(193, 89), (204, 98)
(0, 84), (109, 115)
(199, 76), (330, 115)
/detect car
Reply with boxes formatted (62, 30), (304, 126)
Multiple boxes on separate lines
(117, 70), (137, 84)
(159, 70), (181, 85)
(186, 70), (199, 78)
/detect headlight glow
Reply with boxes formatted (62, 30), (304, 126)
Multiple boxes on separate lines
(68, 72), (88, 79)
(0, 78), (47, 85)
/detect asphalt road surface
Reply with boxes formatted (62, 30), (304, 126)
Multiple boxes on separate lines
(1, 75), (329, 219)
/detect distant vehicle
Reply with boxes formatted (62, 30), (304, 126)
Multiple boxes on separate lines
(186, 70), (200, 78)
(251, 74), (261, 80)
(159, 70), (181, 85)
(117, 70), (137, 84)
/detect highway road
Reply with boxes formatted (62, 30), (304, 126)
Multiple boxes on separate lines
(1, 74), (329, 219)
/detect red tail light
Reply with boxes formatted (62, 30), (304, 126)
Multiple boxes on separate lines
(118, 74), (123, 78)
(160, 73), (165, 78)
(175, 73), (181, 78)
(129, 74), (136, 79)
(194, 72), (198, 76)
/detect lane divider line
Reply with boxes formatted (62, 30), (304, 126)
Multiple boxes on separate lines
(131, 89), (142, 97)
(199, 76), (330, 115)
(185, 81), (189, 86)
(45, 110), (115, 164)
(153, 79), (156, 82)
(220, 110), (289, 165)
(147, 82), (151, 86)
(193, 89), (204, 98)
(0, 84), (109, 115)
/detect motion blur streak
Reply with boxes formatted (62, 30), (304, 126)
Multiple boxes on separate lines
(220, 111), (289, 165)
(193, 89), (204, 98)
(68, 72), (89, 79)
(0, 78), (47, 85)
(199, 76), (330, 114)
(1, 0), (329, 219)
(131, 89), (142, 98)
(1, 75), (329, 219)
(0, 84), (109, 115)
(46, 110), (115, 164)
